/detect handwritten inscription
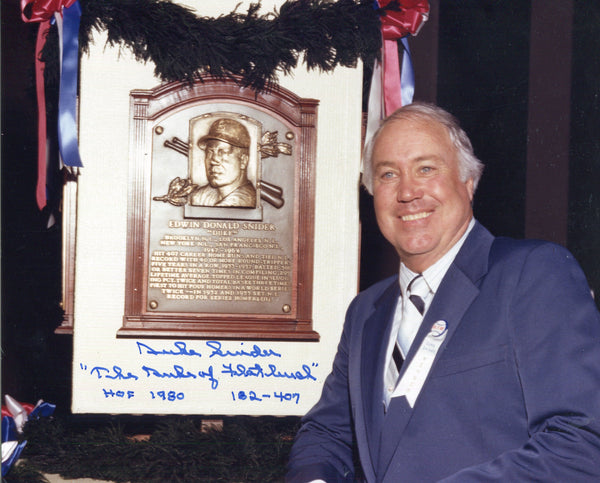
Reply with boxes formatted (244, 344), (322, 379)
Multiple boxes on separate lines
(232, 391), (301, 404)
(136, 341), (203, 358)
(79, 341), (319, 406)
(221, 362), (317, 381)
(135, 341), (282, 359)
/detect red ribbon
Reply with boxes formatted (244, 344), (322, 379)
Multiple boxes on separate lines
(378, 0), (429, 115)
(21, 0), (77, 209)
(1, 403), (35, 419)
(21, 0), (77, 22)
(379, 0), (429, 40)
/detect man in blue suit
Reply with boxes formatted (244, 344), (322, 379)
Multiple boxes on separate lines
(287, 103), (600, 481)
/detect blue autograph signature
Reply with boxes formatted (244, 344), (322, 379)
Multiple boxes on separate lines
(135, 341), (282, 359)
(205, 341), (282, 358)
(136, 341), (202, 358)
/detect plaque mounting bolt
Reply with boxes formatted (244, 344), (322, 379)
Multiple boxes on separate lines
(282, 304), (291, 313)
(155, 126), (164, 135)
(149, 300), (159, 309)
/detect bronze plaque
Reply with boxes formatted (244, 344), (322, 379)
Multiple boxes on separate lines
(119, 78), (319, 340)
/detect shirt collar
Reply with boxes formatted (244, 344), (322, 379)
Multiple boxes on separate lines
(399, 217), (475, 296)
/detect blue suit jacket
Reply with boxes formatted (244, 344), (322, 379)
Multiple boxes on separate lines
(287, 221), (600, 482)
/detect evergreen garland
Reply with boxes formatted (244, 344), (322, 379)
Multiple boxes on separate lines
(69, 0), (383, 91)
(11, 415), (301, 482)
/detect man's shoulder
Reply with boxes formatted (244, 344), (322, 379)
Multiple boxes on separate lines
(452, 222), (583, 286)
(196, 183), (216, 194)
(353, 275), (398, 307)
(460, 221), (572, 269)
(235, 182), (257, 202)
(489, 236), (570, 266)
(218, 182), (256, 207)
(191, 184), (219, 206)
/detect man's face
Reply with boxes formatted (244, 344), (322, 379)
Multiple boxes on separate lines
(204, 139), (248, 188)
(372, 118), (474, 273)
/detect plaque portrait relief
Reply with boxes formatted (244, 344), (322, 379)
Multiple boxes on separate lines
(190, 117), (258, 208)
(120, 78), (319, 340)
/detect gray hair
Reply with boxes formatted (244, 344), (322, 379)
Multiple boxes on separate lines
(361, 102), (484, 194)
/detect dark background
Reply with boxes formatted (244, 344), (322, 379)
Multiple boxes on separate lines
(3, 0), (599, 412)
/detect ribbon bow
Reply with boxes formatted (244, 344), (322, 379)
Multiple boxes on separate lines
(1, 395), (56, 476)
(21, 0), (83, 210)
(21, 0), (78, 22)
(379, 0), (429, 41)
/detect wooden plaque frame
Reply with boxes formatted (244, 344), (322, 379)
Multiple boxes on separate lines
(118, 77), (319, 341)
(55, 172), (78, 335)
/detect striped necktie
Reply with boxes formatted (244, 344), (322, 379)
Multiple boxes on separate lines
(384, 275), (428, 406)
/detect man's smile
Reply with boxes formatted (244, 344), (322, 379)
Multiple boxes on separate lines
(401, 211), (433, 222)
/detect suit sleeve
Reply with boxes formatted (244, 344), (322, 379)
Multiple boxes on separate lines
(286, 298), (360, 483)
(440, 243), (600, 482)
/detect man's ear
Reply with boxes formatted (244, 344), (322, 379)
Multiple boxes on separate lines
(466, 178), (474, 202)
(240, 153), (249, 170)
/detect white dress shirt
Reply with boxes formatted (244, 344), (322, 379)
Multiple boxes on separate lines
(383, 218), (475, 380)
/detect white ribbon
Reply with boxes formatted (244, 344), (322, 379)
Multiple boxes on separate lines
(393, 320), (448, 407)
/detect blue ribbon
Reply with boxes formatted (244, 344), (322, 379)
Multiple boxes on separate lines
(58, 1), (83, 167)
(30, 401), (57, 418)
(1, 441), (27, 476)
(1, 416), (16, 443)
(400, 37), (415, 106)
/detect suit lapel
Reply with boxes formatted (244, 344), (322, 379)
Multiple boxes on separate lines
(378, 222), (494, 478)
(359, 280), (399, 473)
(405, 222), (493, 377)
